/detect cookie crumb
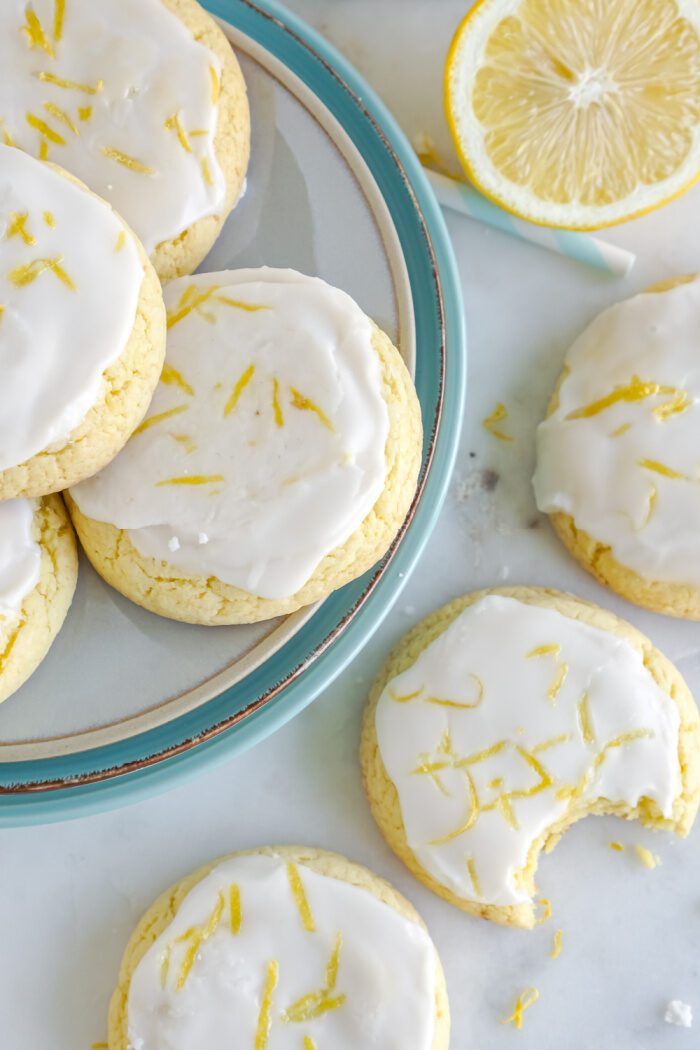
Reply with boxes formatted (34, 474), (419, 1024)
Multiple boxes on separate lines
(635, 845), (661, 869)
(665, 1000), (693, 1028)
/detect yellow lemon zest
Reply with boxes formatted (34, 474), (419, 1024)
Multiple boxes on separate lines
(26, 112), (65, 145)
(0, 121), (15, 146)
(638, 458), (687, 480)
(482, 401), (513, 441)
(53, 0), (65, 41)
(610, 422), (631, 438)
(201, 157), (213, 186)
(43, 101), (78, 135)
(501, 987), (539, 1030)
(8, 256), (75, 289)
(638, 484), (658, 530)
(101, 146), (155, 174)
(43, 210), (55, 226)
(289, 386), (334, 431)
(114, 230), (126, 252)
(214, 295), (267, 312)
(254, 960), (278, 1050)
(531, 733), (570, 754)
(161, 365), (194, 397)
(281, 934), (345, 1024)
(164, 111), (192, 153)
(467, 856), (482, 896)
(635, 845), (661, 869)
(224, 364), (256, 416)
(303, 1038), (317, 1050)
(536, 897), (552, 923)
(287, 862), (315, 932)
(22, 5), (55, 56)
(527, 643), (560, 658)
(167, 284), (221, 328)
(37, 71), (102, 93)
(156, 474), (224, 486)
(425, 673), (484, 710)
(78, 105), (92, 121)
(133, 405), (188, 436)
(209, 65), (220, 103)
(230, 883), (241, 934)
(550, 929), (563, 960)
(567, 377), (680, 420)
(389, 687), (424, 703)
(272, 378), (284, 427)
(654, 392), (692, 420)
(548, 662), (568, 701)
(160, 946), (170, 989)
(6, 212), (35, 245)
(429, 769), (480, 844)
(39, 140), (49, 160)
(175, 930), (202, 990)
(577, 692), (595, 746)
(609, 841), (624, 852)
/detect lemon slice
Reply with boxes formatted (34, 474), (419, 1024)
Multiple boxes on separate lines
(445, 0), (700, 229)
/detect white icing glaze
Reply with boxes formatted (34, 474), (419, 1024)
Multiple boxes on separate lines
(71, 268), (390, 600)
(126, 853), (437, 1050)
(375, 595), (681, 907)
(0, 499), (41, 648)
(0, 0), (227, 253)
(534, 278), (700, 584)
(0, 144), (142, 471)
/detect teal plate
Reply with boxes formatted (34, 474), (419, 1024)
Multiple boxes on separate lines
(0, 0), (466, 824)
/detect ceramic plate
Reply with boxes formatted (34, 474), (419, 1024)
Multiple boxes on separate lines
(0, 0), (466, 824)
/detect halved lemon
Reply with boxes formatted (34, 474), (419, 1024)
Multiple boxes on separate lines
(445, 0), (700, 229)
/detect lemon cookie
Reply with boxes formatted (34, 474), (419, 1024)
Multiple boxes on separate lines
(360, 587), (700, 928)
(534, 275), (700, 618)
(68, 268), (422, 625)
(0, 495), (77, 704)
(0, 146), (166, 499)
(108, 845), (449, 1050)
(0, 0), (249, 281)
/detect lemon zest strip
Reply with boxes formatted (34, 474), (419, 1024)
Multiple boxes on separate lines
(43, 101), (78, 135)
(156, 474), (224, 486)
(482, 401), (513, 441)
(101, 146), (155, 174)
(6, 212), (35, 245)
(609, 841), (624, 852)
(254, 960), (278, 1049)
(638, 458), (687, 480)
(272, 378), (284, 427)
(22, 5), (55, 56)
(53, 0), (65, 41)
(209, 65), (220, 103)
(164, 112), (192, 153)
(43, 210), (56, 226)
(287, 862), (315, 932)
(26, 112), (65, 144)
(550, 929), (563, 959)
(8, 256), (75, 289)
(289, 386), (334, 430)
(577, 692), (595, 746)
(527, 643), (560, 658)
(224, 364), (256, 416)
(133, 405), (188, 436)
(501, 987), (539, 1030)
(37, 71), (102, 93)
(161, 364), (194, 397)
(230, 883), (241, 934)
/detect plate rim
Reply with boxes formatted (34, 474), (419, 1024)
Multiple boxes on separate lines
(0, 0), (467, 823)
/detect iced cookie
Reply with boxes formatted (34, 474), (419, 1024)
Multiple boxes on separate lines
(0, 0), (249, 280)
(108, 846), (449, 1050)
(0, 145), (166, 499)
(534, 275), (700, 618)
(68, 268), (422, 625)
(360, 587), (700, 928)
(0, 495), (77, 705)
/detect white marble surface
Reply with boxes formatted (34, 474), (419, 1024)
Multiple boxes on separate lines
(3, 2), (700, 1047)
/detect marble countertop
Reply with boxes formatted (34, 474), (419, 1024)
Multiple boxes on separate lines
(4, 2), (700, 1047)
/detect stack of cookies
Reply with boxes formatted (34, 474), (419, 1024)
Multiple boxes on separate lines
(0, 0), (423, 704)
